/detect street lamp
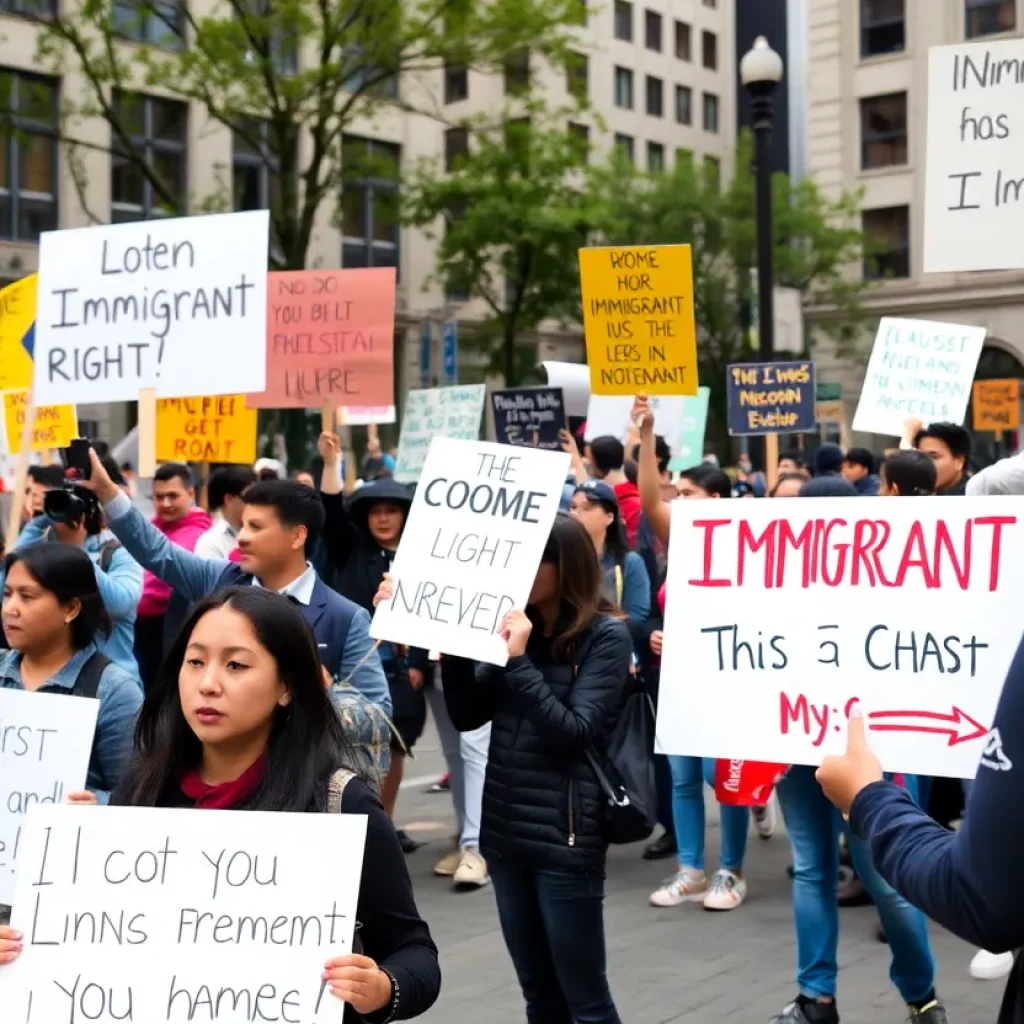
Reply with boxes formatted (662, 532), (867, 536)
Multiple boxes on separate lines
(740, 35), (784, 362)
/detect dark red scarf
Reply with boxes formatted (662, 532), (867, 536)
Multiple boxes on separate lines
(180, 754), (267, 809)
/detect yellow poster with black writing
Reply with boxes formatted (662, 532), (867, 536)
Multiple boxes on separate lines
(156, 395), (258, 464)
(0, 275), (36, 391)
(1, 390), (78, 453)
(579, 244), (698, 396)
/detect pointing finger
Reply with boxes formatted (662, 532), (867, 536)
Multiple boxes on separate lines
(846, 706), (867, 753)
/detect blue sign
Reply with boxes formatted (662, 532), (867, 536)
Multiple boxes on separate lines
(442, 321), (458, 385)
(726, 360), (816, 436)
(21, 321), (35, 358)
(419, 321), (433, 388)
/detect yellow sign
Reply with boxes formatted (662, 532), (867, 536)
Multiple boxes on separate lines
(0, 275), (37, 391)
(579, 244), (698, 396)
(2, 390), (78, 453)
(972, 378), (1020, 432)
(156, 395), (258, 464)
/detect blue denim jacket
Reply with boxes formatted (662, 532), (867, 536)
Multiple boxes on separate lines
(0, 644), (142, 804)
(10, 517), (143, 679)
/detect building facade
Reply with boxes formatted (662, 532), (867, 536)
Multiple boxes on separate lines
(806, 0), (1024, 450)
(0, 0), (737, 448)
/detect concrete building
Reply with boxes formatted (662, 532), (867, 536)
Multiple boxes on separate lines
(0, 0), (737, 448)
(805, 0), (1024, 454)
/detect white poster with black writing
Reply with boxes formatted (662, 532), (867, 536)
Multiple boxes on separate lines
(0, 689), (98, 905)
(0, 804), (367, 1023)
(33, 210), (270, 404)
(372, 438), (571, 665)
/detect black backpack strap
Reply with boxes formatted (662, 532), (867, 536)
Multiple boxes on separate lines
(98, 540), (122, 573)
(72, 651), (112, 700)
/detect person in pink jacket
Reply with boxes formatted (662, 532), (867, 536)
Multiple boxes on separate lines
(133, 463), (211, 691)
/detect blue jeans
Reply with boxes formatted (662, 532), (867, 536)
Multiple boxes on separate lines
(776, 766), (935, 1002)
(490, 860), (621, 1024)
(668, 755), (749, 872)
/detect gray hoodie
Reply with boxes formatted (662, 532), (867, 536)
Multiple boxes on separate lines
(966, 453), (1024, 496)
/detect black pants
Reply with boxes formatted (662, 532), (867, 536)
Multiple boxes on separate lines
(490, 860), (621, 1024)
(133, 615), (165, 694)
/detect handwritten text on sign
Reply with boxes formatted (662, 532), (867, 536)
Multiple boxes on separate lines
(726, 361), (816, 436)
(924, 38), (1024, 272)
(156, 396), (258, 464)
(32, 210), (270, 405)
(580, 245), (698, 396)
(393, 385), (485, 484)
(491, 387), (567, 451)
(972, 378), (1020, 431)
(852, 317), (987, 437)
(0, 805), (367, 1024)
(1, 391), (78, 454)
(0, 689), (98, 906)
(656, 497), (1024, 779)
(373, 439), (569, 665)
(247, 268), (396, 410)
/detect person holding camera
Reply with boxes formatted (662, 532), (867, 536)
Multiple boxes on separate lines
(7, 482), (143, 679)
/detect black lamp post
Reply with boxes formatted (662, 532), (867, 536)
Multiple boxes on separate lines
(740, 35), (784, 363)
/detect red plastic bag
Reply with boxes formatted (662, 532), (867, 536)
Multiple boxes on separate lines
(714, 758), (788, 806)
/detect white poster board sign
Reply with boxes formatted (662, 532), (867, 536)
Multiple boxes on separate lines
(337, 405), (397, 426)
(33, 210), (270, 404)
(373, 438), (570, 665)
(394, 385), (485, 483)
(0, 804), (367, 1023)
(852, 317), (986, 437)
(657, 497), (1024, 779)
(924, 39), (1024, 273)
(0, 689), (98, 905)
(541, 361), (590, 417)
(585, 395), (686, 454)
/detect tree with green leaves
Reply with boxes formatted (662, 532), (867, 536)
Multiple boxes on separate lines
(597, 130), (870, 450)
(402, 106), (602, 386)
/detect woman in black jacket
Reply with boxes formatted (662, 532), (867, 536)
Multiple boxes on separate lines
(380, 513), (633, 1023)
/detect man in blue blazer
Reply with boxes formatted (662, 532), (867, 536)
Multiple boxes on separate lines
(82, 448), (391, 715)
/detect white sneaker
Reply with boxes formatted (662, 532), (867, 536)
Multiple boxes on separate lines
(453, 847), (489, 889)
(649, 869), (706, 907)
(433, 849), (462, 877)
(752, 795), (777, 840)
(703, 869), (747, 911)
(970, 949), (1014, 980)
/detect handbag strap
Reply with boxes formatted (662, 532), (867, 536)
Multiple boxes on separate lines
(326, 768), (357, 814)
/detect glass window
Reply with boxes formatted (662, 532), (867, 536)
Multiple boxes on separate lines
(860, 92), (908, 169)
(231, 119), (289, 260)
(702, 91), (719, 133)
(341, 135), (400, 273)
(675, 20), (691, 60)
(861, 0), (905, 57)
(646, 75), (663, 117)
(704, 155), (720, 189)
(966, 0), (1015, 38)
(0, 0), (58, 14)
(614, 66), (634, 109)
(566, 52), (588, 101)
(675, 85), (692, 125)
(614, 0), (633, 41)
(110, 90), (188, 221)
(703, 0), (717, 7)
(0, 71), (58, 241)
(676, 147), (693, 170)
(444, 63), (468, 104)
(863, 205), (910, 280)
(444, 126), (469, 172)
(645, 9), (662, 51)
(614, 133), (634, 164)
(568, 121), (590, 160)
(504, 49), (530, 95)
(702, 30), (717, 69)
(111, 0), (185, 49)
(647, 141), (665, 172)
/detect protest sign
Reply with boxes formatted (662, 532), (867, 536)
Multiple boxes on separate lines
(924, 38), (1024, 273)
(337, 405), (397, 426)
(540, 360), (590, 417)
(248, 268), (395, 410)
(0, 275), (36, 391)
(816, 399), (845, 425)
(657, 497), (1024, 778)
(394, 385), (485, 484)
(0, 391), (78, 454)
(156, 395), (258, 464)
(32, 210), (270, 405)
(726, 361), (816, 436)
(491, 387), (567, 450)
(972, 378), (1020, 431)
(668, 387), (710, 472)
(852, 317), (986, 436)
(579, 245), (699, 396)
(0, 689), (98, 905)
(0, 804), (366, 1024)
(373, 439), (570, 664)
(585, 394), (686, 455)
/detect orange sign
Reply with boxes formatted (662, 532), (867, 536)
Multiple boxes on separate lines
(247, 268), (396, 409)
(972, 378), (1020, 431)
(156, 395), (258, 464)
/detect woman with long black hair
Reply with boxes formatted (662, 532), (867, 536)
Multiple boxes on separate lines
(377, 514), (633, 1023)
(0, 586), (440, 1020)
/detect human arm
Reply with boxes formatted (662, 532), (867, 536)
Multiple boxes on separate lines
(90, 668), (143, 806)
(11, 514), (49, 551)
(559, 430), (588, 484)
(91, 544), (143, 621)
(339, 607), (392, 717)
(619, 553), (651, 629)
(440, 654), (501, 732)
(632, 396), (671, 545)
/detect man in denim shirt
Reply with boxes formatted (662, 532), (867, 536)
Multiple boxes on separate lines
(81, 451), (391, 715)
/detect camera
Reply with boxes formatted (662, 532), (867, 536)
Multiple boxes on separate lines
(43, 484), (99, 526)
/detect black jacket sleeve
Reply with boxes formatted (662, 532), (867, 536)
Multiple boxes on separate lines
(342, 779), (441, 1021)
(440, 655), (501, 732)
(849, 630), (1024, 954)
(320, 491), (358, 575)
(503, 617), (632, 756)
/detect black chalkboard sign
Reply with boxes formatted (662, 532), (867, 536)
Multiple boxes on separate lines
(491, 387), (567, 450)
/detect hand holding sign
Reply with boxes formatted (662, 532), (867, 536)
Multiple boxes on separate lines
(631, 393), (654, 437)
(323, 953), (393, 1014)
(499, 609), (533, 658)
(0, 926), (22, 964)
(815, 709), (884, 815)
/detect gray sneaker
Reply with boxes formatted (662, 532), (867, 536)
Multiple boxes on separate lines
(907, 1001), (948, 1024)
